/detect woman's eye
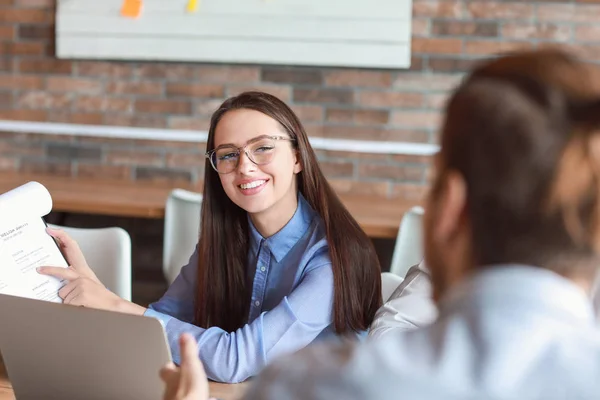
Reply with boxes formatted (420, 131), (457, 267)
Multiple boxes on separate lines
(218, 152), (238, 161)
(255, 146), (275, 153)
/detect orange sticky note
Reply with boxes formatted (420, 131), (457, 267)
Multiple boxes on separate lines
(186, 0), (199, 13)
(121, 0), (142, 18)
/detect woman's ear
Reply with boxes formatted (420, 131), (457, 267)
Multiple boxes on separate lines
(293, 150), (303, 174)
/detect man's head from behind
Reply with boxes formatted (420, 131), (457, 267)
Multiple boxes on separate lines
(425, 48), (600, 302)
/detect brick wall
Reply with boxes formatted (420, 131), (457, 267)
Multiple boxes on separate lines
(1, 0), (600, 202)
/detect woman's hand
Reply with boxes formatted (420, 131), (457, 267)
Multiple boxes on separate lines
(160, 334), (210, 400)
(37, 227), (145, 314)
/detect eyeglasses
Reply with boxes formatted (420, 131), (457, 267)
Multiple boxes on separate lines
(206, 135), (296, 174)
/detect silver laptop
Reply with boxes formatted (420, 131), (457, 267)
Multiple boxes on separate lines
(0, 293), (172, 400)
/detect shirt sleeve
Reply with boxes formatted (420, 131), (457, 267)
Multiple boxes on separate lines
(144, 255), (335, 383)
(368, 260), (438, 339)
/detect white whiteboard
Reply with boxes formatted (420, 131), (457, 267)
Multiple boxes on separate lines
(56, 0), (413, 69)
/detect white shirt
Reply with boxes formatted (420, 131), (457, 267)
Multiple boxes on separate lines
(369, 261), (600, 339)
(244, 266), (600, 400)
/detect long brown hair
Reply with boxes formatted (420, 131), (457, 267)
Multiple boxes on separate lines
(440, 48), (600, 275)
(194, 91), (382, 333)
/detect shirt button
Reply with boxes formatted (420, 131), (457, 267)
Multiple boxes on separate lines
(260, 266), (266, 272)
(254, 301), (260, 307)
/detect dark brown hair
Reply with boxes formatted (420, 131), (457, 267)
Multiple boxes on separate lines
(440, 48), (600, 275)
(194, 91), (381, 333)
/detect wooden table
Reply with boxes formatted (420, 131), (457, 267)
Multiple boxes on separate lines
(0, 356), (248, 400)
(0, 172), (419, 239)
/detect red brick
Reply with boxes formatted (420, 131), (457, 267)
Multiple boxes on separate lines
(18, 59), (72, 74)
(357, 91), (424, 109)
(393, 73), (462, 91)
(77, 62), (133, 78)
(166, 83), (224, 98)
(410, 56), (425, 72)
(15, 0), (53, 6)
(107, 150), (164, 167)
(464, 40), (533, 56)
(46, 77), (103, 94)
(77, 164), (131, 180)
(326, 108), (389, 125)
(391, 110), (441, 130)
(319, 161), (354, 178)
(166, 153), (204, 168)
(0, 91), (11, 107)
(0, 25), (14, 40)
(18, 24), (52, 39)
(431, 20), (498, 37)
(425, 93), (449, 110)
(324, 126), (430, 142)
(502, 23), (571, 42)
(107, 81), (163, 96)
(411, 18), (430, 36)
(226, 84), (291, 102)
(0, 75), (43, 90)
(390, 154), (433, 164)
(428, 57), (480, 73)
(135, 167), (192, 184)
(0, 58), (12, 72)
(537, 4), (600, 23)
(0, 42), (44, 55)
(74, 96), (133, 113)
(466, 2), (534, 19)
(328, 178), (390, 198)
(0, 9), (50, 23)
(0, 141), (44, 157)
(49, 112), (104, 125)
(290, 104), (323, 123)
(323, 70), (392, 88)
(359, 164), (426, 182)
(321, 150), (389, 162)
(135, 99), (192, 115)
(412, 37), (463, 55)
(575, 25), (600, 42)
(412, 0), (463, 18)
(16, 91), (71, 109)
(20, 160), (71, 176)
(0, 109), (47, 121)
(0, 0), (15, 5)
(0, 157), (16, 171)
(196, 66), (260, 83)
(134, 63), (195, 80)
(168, 116), (211, 130)
(195, 98), (225, 115)
(293, 88), (354, 105)
(262, 67), (322, 85)
(106, 114), (167, 129)
(391, 183), (429, 201)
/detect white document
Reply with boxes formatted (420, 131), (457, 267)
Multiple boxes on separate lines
(0, 182), (68, 303)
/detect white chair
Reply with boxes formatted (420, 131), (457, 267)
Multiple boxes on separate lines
(381, 272), (404, 303)
(48, 224), (132, 301)
(389, 206), (425, 279)
(163, 189), (203, 285)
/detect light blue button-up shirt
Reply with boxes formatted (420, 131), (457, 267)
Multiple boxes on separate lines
(245, 265), (600, 400)
(144, 194), (338, 383)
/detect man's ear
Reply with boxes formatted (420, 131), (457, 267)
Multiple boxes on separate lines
(293, 150), (303, 174)
(432, 171), (467, 244)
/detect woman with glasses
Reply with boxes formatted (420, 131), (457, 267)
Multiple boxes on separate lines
(38, 91), (382, 383)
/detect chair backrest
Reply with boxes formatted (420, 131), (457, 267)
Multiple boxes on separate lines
(381, 272), (404, 303)
(163, 189), (203, 285)
(48, 224), (132, 301)
(389, 206), (425, 278)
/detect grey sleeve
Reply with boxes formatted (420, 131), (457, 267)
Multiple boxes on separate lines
(368, 261), (438, 339)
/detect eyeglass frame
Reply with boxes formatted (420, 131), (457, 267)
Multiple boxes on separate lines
(205, 134), (297, 174)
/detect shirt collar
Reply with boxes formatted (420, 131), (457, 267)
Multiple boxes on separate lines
(439, 264), (596, 326)
(248, 193), (317, 263)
